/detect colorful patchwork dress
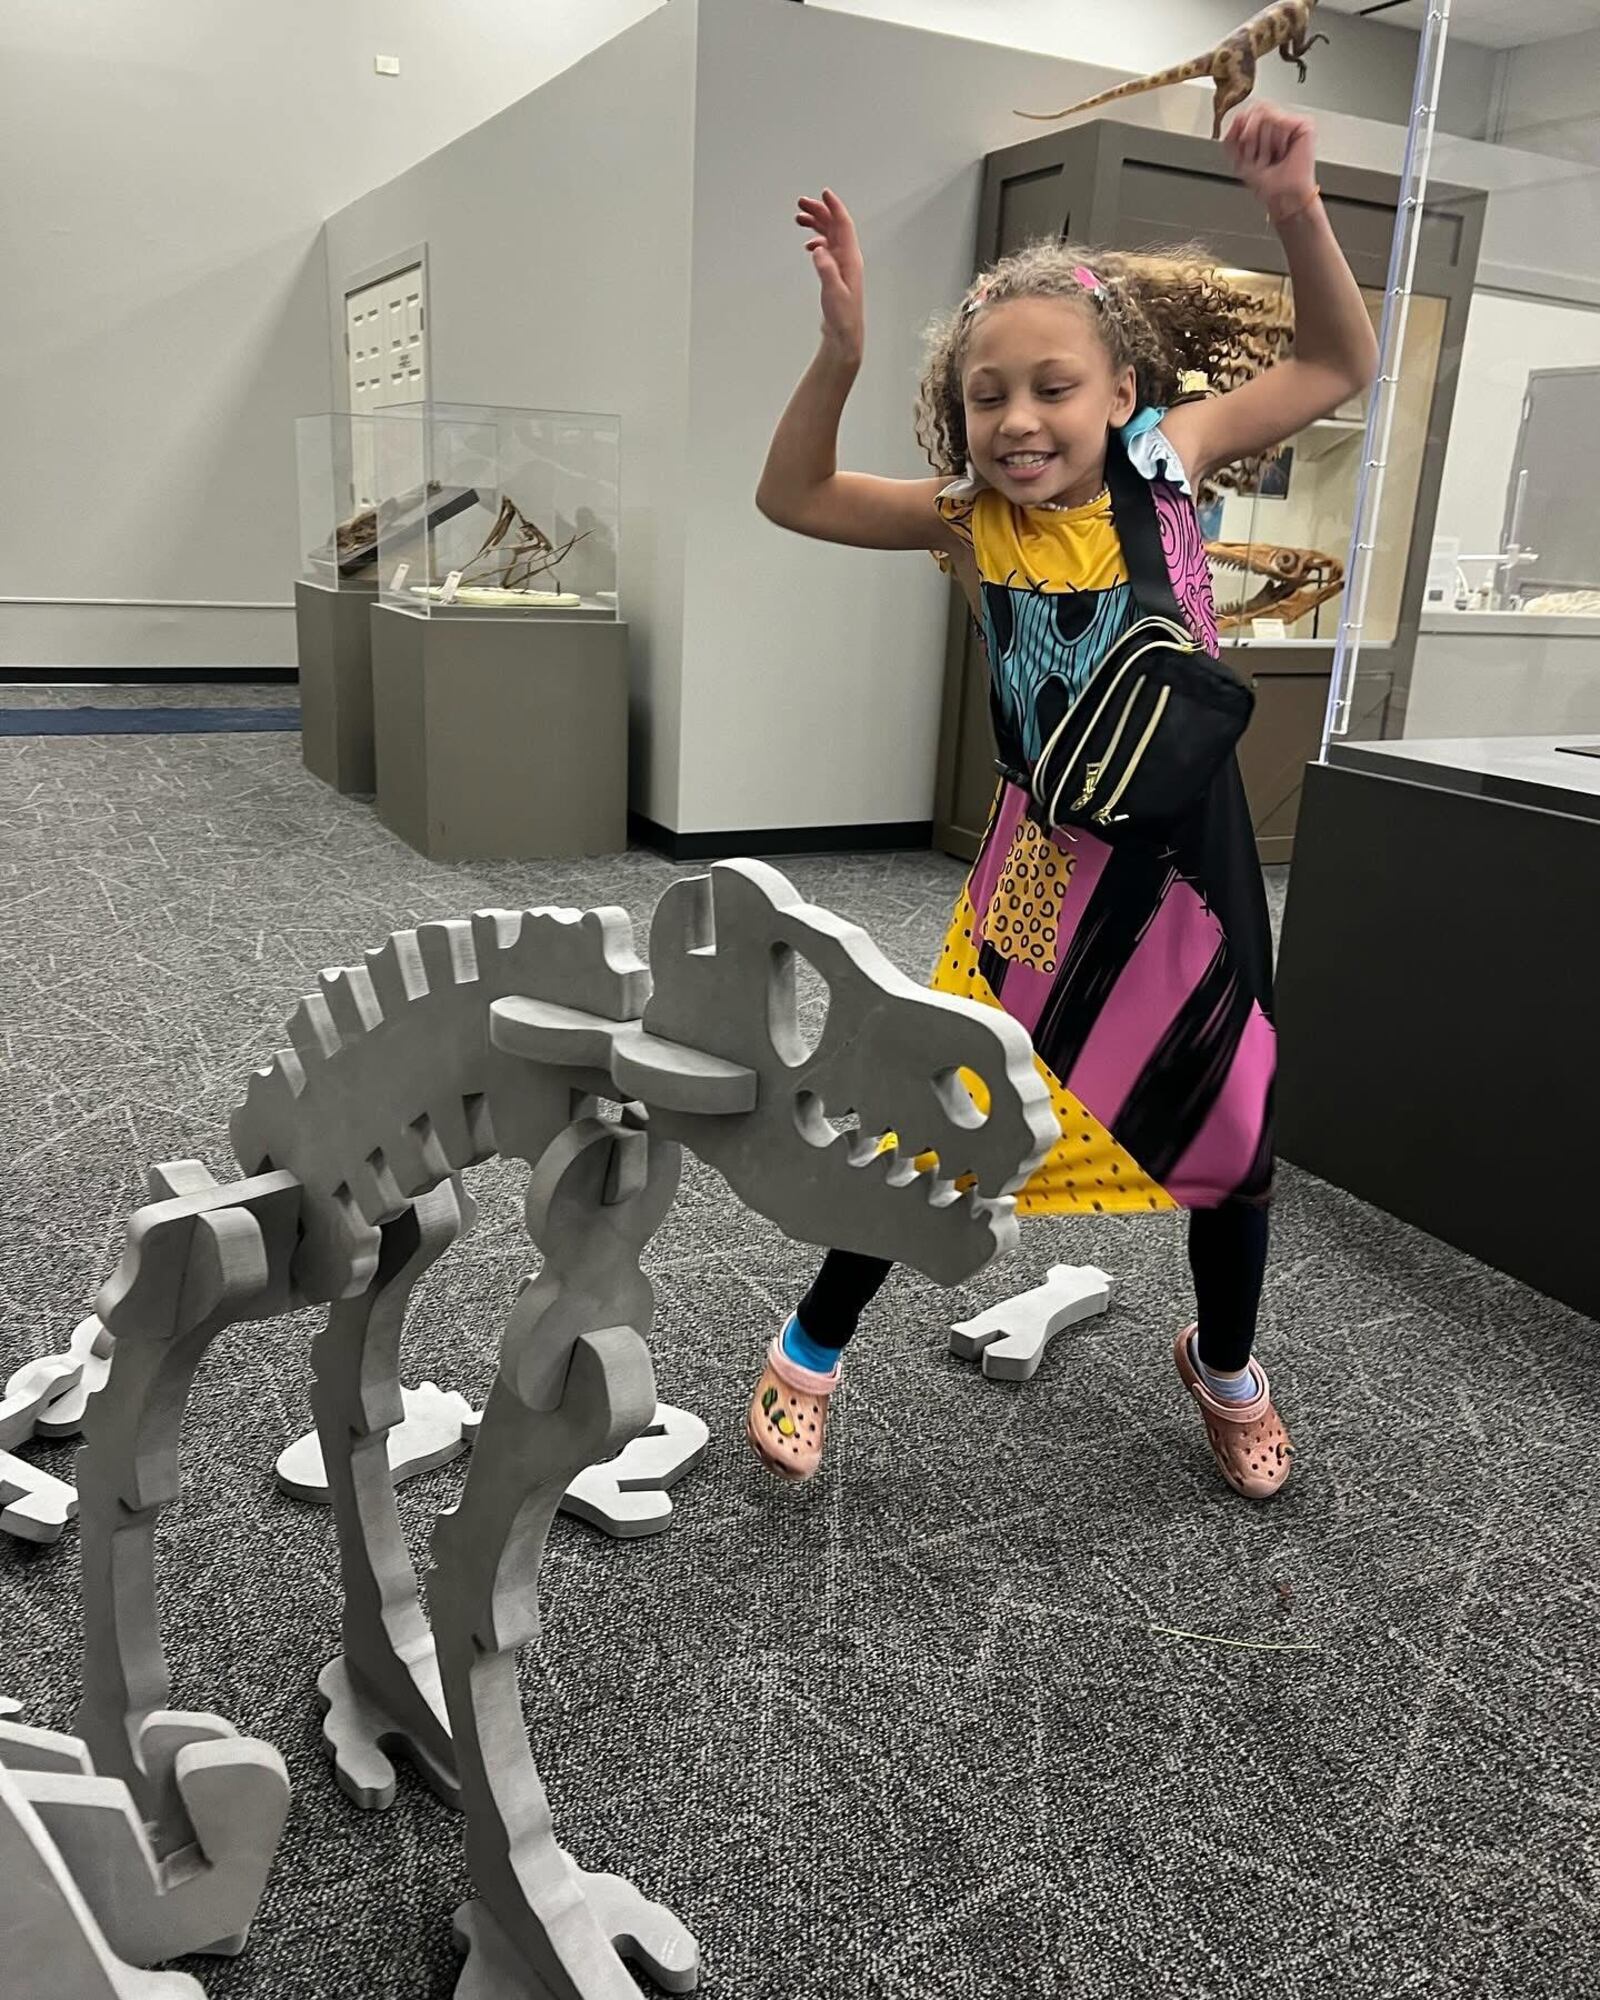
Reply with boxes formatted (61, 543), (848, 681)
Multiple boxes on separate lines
(930, 425), (1276, 1217)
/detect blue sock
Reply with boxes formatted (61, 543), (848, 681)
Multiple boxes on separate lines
(780, 1312), (843, 1376)
(1191, 1330), (1260, 1405)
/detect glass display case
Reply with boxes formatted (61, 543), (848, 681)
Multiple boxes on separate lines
(372, 404), (620, 618)
(295, 413), (385, 590)
(1207, 276), (1444, 655)
(1326, 16), (1600, 749)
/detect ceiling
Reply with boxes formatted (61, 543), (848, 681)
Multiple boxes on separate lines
(1321, 0), (1600, 49)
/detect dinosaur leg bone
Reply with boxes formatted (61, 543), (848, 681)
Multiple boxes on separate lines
(313, 1178), (476, 1811)
(430, 1118), (698, 2000)
(2, 1720), (289, 1965)
(74, 1165), (301, 1854)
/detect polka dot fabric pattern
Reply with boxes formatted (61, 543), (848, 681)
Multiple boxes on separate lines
(933, 889), (1174, 1217)
(983, 815), (1075, 974)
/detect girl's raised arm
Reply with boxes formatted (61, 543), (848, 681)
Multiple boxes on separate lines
(1163, 106), (1380, 485)
(757, 189), (965, 555)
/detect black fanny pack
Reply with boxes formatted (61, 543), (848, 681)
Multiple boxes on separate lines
(1028, 433), (1253, 840)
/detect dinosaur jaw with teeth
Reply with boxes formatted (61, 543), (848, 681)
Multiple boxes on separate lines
(798, 1094), (992, 1215)
(1206, 540), (1345, 633)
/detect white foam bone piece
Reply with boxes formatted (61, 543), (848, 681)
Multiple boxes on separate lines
(559, 1403), (710, 1538)
(0, 1354), (84, 1452)
(0, 1346), (87, 1543)
(2, 1317), (118, 1439)
(275, 1386), (708, 1543)
(948, 1264), (1117, 1380)
(0, 1450), (80, 1544)
(274, 1380), (477, 1501)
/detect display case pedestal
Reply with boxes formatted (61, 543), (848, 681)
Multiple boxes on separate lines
(296, 580), (377, 795)
(370, 605), (628, 860)
(1277, 739), (1600, 1319)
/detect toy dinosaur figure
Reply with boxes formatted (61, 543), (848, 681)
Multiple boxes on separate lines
(1018, 0), (1329, 141)
(1207, 539), (1345, 632)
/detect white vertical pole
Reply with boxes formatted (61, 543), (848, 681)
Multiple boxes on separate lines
(1322, 0), (1455, 748)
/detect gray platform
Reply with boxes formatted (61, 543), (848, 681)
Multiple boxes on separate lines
(1328, 733), (1600, 824)
(296, 580), (378, 795)
(1278, 738), (1600, 1319)
(370, 603), (628, 861)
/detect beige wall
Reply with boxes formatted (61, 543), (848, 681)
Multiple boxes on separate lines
(0, 0), (665, 670)
(321, 3), (698, 824)
(811, 0), (1499, 139)
(1495, 22), (1600, 165)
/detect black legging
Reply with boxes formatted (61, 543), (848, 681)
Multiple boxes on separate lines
(796, 1201), (1268, 1375)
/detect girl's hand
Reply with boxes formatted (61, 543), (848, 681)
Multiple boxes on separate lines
(1224, 103), (1319, 224)
(796, 189), (864, 363)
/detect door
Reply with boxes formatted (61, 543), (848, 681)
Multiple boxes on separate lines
(345, 264), (427, 506)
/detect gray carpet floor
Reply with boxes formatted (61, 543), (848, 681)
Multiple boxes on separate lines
(1, 688), (1596, 1999)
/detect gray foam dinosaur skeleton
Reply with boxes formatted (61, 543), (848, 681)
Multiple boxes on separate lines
(6, 860), (1054, 1998)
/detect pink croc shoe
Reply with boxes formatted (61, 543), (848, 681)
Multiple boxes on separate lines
(745, 1336), (841, 1483)
(1173, 1326), (1294, 1501)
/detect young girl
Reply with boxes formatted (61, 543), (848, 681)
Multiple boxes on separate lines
(749, 104), (1378, 1501)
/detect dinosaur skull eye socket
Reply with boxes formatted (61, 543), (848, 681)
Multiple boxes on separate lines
(767, 943), (830, 1067)
(934, 1067), (990, 1130)
(793, 1090), (862, 1149)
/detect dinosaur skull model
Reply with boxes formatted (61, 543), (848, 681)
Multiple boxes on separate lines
(1207, 540), (1345, 633)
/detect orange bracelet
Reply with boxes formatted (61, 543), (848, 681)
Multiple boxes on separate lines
(1269, 183), (1323, 227)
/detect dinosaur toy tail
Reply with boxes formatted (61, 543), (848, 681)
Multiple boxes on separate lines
(1015, 56), (1215, 124)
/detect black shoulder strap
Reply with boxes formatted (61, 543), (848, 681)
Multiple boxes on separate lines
(1104, 425), (1187, 628)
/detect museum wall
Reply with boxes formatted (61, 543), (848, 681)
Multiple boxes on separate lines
(320, 3), (698, 825)
(0, 0), (666, 672)
(1494, 22), (1600, 164)
(808, 0), (1501, 140)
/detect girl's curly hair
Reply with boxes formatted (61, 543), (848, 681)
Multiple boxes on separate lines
(914, 238), (1295, 476)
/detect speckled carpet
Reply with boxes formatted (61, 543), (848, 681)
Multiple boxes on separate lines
(1, 685), (1595, 2000)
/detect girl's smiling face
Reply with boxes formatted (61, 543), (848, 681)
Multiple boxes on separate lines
(961, 295), (1138, 508)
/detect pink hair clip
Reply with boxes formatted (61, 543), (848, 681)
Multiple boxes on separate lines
(962, 284), (991, 318)
(1073, 264), (1106, 300)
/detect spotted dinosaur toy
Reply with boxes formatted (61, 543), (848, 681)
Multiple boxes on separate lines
(1018, 0), (1329, 141)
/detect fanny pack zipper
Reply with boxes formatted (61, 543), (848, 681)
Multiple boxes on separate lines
(1031, 616), (1197, 815)
(1064, 673), (1147, 818)
(1093, 683), (1172, 825)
